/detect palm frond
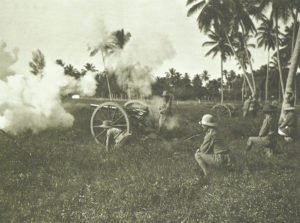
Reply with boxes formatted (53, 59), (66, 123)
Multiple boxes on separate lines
(187, 0), (206, 16)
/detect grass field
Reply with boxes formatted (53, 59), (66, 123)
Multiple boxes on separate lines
(1, 100), (299, 222)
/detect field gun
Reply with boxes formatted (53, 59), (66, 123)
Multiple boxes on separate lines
(90, 100), (154, 146)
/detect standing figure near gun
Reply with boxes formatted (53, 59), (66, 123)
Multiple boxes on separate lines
(158, 90), (173, 132)
(194, 114), (233, 176)
(248, 95), (260, 117)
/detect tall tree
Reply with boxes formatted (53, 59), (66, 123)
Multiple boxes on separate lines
(283, 27), (300, 101)
(186, 0), (256, 96)
(229, 0), (257, 93)
(202, 28), (233, 103)
(89, 29), (131, 99)
(256, 0), (291, 97)
(256, 15), (277, 101)
(84, 63), (97, 72)
(29, 49), (45, 76)
(289, 0), (300, 52)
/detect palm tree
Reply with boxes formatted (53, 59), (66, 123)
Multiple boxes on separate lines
(84, 63), (97, 72)
(29, 49), (45, 76)
(256, 15), (276, 101)
(255, 0), (291, 97)
(202, 28), (233, 103)
(282, 25), (300, 115)
(289, 0), (300, 53)
(200, 70), (210, 84)
(229, 0), (257, 93)
(233, 32), (256, 70)
(64, 64), (81, 79)
(55, 59), (65, 67)
(89, 29), (131, 100)
(186, 0), (256, 96)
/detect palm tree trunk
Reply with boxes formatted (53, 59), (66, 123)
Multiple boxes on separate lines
(291, 8), (298, 53)
(242, 75), (245, 102)
(101, 51), (112, 100)
(284, 27), (300, 96)
(265, 50), (270, 101)
(295, 80), (297, 104)
(291, 10), (298, 104)
(275, 19), (285, 97)
(241, 24), (256, 94)
(278, 79), (281, 102)
(221, 56), (224, 104)
(280, 26), (300, 118)
(225, 34), (255, 95)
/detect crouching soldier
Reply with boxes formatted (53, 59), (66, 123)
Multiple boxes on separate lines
(278, 105), (297, 142)
(195, 114), (233, 176)
(246, 104), (277, 157)
(100, 120), (131, 152)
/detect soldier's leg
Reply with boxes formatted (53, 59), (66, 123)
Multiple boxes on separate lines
(158, 115), (166, 132)
(195, 151), (216, 176)
(247, 136), (271, 151)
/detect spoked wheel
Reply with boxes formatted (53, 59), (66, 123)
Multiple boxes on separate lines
(211, 104), (232, 119)
(90, 102), (130, 145)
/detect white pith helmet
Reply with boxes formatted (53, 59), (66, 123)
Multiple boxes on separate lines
(199, 114), (217, 127)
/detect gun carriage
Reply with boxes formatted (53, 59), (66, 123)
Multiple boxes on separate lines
(90, 100), (154, 146)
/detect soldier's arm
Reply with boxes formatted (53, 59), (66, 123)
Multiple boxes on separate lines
(259, 119), (269, 137)
(106, 130), (114, 152)
(199, 134), (213, 153)
(279, 114), (290, 128)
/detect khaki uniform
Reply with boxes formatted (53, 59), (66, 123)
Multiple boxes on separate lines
(158, 97), (173, 131)
(195, 128), (232, 175)
(106, 128), (130, 152)
(278, 112), (297, 138)
(247, 115), (277, 156)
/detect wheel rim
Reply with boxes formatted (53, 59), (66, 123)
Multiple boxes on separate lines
(211, 104), (232, 119)
(90, 102), (130, 145)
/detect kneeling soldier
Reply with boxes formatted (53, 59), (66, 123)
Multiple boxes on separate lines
(100, 120), (131, 152)
(195, 114), (232, 176)
(246, 104), (277, 157)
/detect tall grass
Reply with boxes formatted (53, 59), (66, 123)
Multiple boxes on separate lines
(0, 102), (299, 222)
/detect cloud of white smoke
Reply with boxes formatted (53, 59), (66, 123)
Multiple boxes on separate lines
(0, 47), (98, 134)
(0, 41), (19, 80)
(90, 26), (176, 97)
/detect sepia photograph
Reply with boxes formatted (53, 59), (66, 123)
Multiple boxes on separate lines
(0, 0), (299, 222)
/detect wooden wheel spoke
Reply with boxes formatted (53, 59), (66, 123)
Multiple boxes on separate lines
(112, 124), (127, 128)
(112, 115), (124, 125)
(95, 129), (106, 138)
(111, 108), (118, 120)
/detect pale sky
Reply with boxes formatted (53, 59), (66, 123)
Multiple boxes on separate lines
(0, 0), (268, 79)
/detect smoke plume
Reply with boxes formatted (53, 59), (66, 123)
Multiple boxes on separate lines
(0, 47), (97, 134)
(0, 41), (19, 80)
(90, 26), (175, 97)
